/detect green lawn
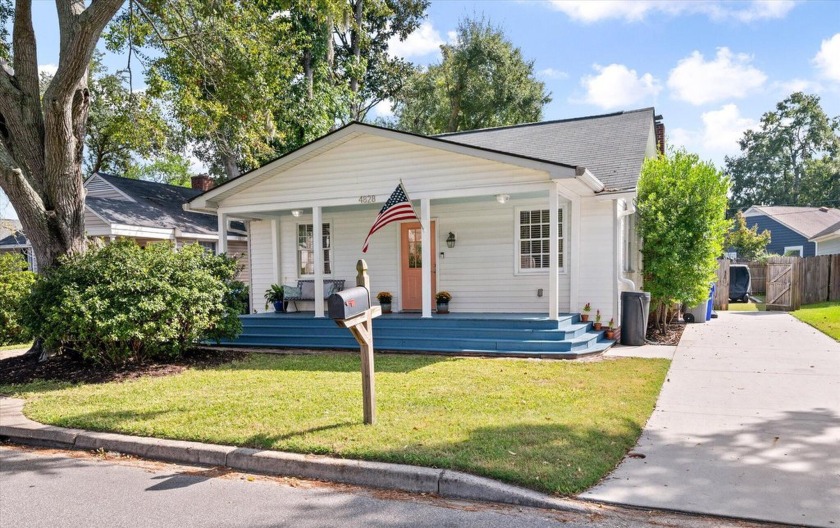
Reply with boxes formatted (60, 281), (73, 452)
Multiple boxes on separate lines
(0, 353), (669, 495)
(792, 301), (840, 340)
(0, 343), (31, 352)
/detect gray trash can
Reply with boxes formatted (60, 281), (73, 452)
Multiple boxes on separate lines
(620, 291), (650, 346)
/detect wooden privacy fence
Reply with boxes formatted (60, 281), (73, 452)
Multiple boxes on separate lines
(734, 254), (840, 311)
(800, 254), (840, 305)
(766, 256), (801, 311)
(747, 262), (766, 294)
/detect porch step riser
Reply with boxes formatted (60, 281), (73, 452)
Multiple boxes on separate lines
(221, 332), (603, 353)
(249, 315), (580, 330)
(237, 324), (591, 341)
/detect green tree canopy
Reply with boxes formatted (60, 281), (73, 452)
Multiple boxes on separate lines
(725, 211), (771, 261)
(726, 92), (840, 211)
(394, 17), (551, 134)
(106, 0), (427, 180)
(637, 150), (730, 331)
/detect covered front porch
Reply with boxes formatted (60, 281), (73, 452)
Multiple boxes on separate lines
(217, 311), (614, 358)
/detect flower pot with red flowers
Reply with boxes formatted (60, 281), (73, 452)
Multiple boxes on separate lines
(593, 309), (603, 330)
(581, 302), (591, 322)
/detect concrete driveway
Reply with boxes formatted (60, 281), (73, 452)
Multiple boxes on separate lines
(582, 311), (840, 528)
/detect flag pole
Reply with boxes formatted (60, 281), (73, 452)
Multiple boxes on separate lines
(399, 179), (423, 231)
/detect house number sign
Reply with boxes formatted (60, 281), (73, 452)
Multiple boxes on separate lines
(358, 195), (376, 204)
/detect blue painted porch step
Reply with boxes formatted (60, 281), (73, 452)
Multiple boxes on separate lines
(217, 312), (614, 358)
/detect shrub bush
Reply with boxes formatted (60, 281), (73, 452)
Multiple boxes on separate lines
(24, 240), (242, 365)
(0, 252), (36, 345)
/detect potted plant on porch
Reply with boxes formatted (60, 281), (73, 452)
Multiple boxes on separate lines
(436, 291), (452, 314)
(376, 291), (393, 313)
(593, 309), (602, 330)
(581, 302), (592, 322)
(604, 318), (616, 340)
(264, 284), (285, 313)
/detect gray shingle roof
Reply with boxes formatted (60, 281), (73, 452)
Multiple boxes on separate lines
(437, 108), (655, 191)
(0, 219), (21, 242)
(0, 230), (27, 247)
(0, 175), (243, 248)
(94, 174), (245, 235)
(746, 206), (840, 239)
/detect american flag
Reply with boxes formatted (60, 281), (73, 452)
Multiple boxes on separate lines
(362, 183), (418, 253)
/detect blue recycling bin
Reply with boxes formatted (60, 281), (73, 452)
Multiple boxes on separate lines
(706, 283), (715, 321)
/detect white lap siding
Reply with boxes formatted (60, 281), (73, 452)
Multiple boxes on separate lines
(577, 199), (617, 323)
(247, 196), (571, 314)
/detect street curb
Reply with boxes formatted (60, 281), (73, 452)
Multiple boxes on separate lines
(0, 397), (592, 514)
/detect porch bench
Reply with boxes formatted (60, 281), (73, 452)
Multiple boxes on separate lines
(285, 279), (345, 312)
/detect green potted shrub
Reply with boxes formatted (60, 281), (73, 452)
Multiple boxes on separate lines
(593, 309), (602, 330)
(605, 318), (616, 340)
(581, 302), (592, 322)
(376, 291), (393, 313)
(264, 284), (285, 312)
(436, 291), (452, 314)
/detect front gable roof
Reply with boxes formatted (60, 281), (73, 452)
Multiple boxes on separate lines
(187, 121), (595, 211)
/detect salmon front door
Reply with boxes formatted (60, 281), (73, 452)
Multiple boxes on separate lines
(400, 221), (436, 311)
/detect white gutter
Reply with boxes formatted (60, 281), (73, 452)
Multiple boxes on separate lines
(575, 167), (605, 193)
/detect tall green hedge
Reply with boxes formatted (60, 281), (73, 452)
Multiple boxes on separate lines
(0, 252), (36, 346)
(24, 240), (242, 365)
(637, 150), (730, 329)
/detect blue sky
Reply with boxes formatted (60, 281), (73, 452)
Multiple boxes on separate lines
(3, 0), (840, 219)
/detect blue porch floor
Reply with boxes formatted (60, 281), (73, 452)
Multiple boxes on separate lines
(217, 312), (615, 359)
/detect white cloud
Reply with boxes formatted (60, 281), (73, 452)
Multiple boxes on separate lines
(813, 33), (840, 82)
(668, 127), (694, 150)
(38, 64), (58, 76)
(388, 22), (444, 59)
(546, 0), (796, 23)
(371, 99), (394, 118)
(667, 48), (767, 105)
(538, 68), (569, 80)
(580, 64), (661, 109)
(700, 104), (757, 152)
(774, 78), (823, 95)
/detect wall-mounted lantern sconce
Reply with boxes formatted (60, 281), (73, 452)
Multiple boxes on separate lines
(291, 209), (302, 217)
(496, 194), (510, 204)
(446, 232), (456, 248)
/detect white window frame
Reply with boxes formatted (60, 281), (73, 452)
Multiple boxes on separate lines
(515, 206), (567, 275)
(296, 221), (333, 277)
(783, 245), (803, 257)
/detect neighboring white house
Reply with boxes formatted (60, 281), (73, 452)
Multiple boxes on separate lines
(810, 219), (840, 256)
(0, 173), (250, 282)
(186, 109), (661, 323)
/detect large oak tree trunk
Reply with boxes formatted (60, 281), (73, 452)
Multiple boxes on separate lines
(0, 0), (124, 271)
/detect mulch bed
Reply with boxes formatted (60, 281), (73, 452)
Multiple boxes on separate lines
(0, 348), (248, 387)
(645, 321), (686, 346)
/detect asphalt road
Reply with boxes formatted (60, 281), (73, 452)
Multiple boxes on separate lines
(0, 445), (780, 528)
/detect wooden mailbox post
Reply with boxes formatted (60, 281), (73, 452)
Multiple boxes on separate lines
(329, 259), (381, 425)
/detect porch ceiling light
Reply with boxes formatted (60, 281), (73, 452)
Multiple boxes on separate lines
(496, 194), (510, 204)
(446, 232), (456, 248)
(291, 209), (302, 217)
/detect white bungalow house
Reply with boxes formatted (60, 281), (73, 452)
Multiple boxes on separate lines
(186, 108), (659, 328)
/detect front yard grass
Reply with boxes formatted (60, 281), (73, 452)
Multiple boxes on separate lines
(792, 301), (840, 340)
(0, 342), (31, 352)
(0, 353), (669, 495)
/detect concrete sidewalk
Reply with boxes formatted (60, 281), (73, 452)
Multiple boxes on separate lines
(581, 311), (840, 528)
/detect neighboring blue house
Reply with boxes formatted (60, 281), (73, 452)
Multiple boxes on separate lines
(738, 205), (840, 258)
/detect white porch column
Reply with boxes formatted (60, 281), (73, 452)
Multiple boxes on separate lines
(420, 198), (432, 318)
(548, 184), (559, 320)
(313, 206), (325, 318)
(217, 212), (228, 255)
(569, 197), (581, 313)
(271, 218), (281, 284)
